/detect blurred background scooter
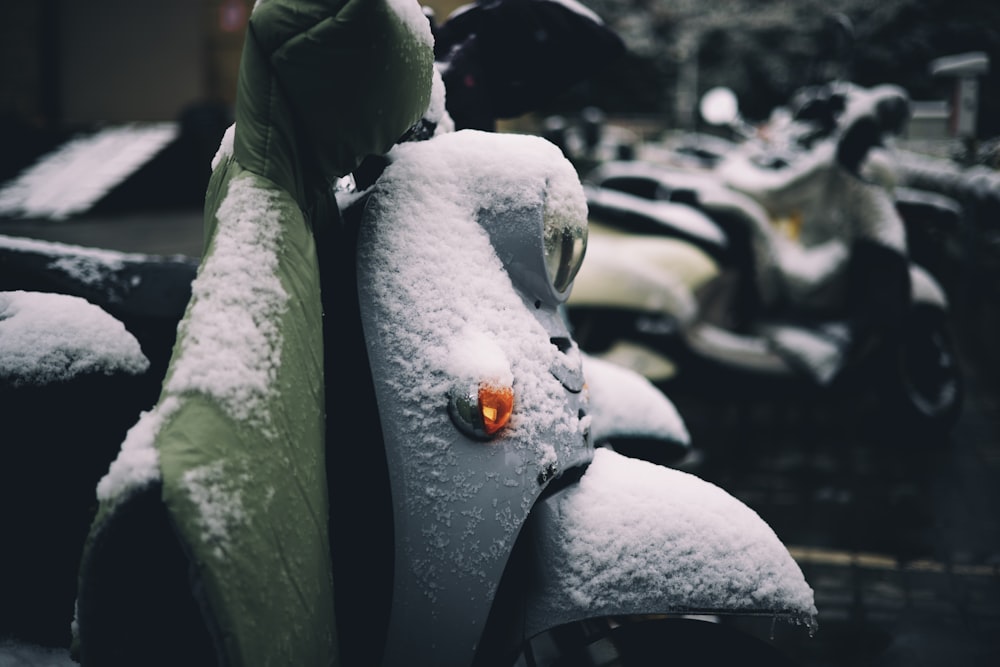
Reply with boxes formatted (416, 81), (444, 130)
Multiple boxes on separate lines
(566, 81), (964, 443)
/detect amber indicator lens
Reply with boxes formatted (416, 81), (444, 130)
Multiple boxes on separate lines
(479, 383), (514, 435)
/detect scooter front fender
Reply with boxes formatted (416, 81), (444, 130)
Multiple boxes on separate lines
(523, 448), (817, 638)
(355, 131), (596, 667)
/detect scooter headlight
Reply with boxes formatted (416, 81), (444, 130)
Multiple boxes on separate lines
(544, 208), (588, 295)
(478, 197), (588, 306)
(448, 381), (514, 440)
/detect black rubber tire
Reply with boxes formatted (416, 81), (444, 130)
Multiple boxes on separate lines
(607, 617), (800, 666)
(888, 308), (964, 441)
(523, 617), (801, 667)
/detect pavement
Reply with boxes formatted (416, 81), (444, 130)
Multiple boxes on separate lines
(2, 206), (999, 666)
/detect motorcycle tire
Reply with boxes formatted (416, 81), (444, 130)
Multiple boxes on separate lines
(519, 617), (800, 667)
(886, 307), (964, 442)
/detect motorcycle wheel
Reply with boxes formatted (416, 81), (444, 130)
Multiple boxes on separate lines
(887, 308), (964, 440)
(518, 617), (800, 666)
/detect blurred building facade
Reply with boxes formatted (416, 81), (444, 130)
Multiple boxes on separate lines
(0, 0), (252, 184)
(0, 0), (251, 128)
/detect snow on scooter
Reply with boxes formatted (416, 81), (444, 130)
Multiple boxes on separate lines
(645, 80), (964, 276)
(2, 2), (817, 665)
(328, 127), (816, 667)
(0, 90), (818, 667)
(568, 83), (964, 439)
(0, 162), (688, 663)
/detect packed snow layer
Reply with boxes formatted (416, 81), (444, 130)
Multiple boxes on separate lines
(387, 0), (433, 49)
(582, 352), (689, 446)
(0, 235), (136, 286)
(365, 129), (588, 448)
(95, 397), (177, 501)
(529, 447), (817, 631)
(163, 172), (288, 430)
(0, 290), (148, 387)
(96, 170), (288, 502)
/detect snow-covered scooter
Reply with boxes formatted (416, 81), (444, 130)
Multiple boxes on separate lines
(327, 127), (817, 667)
(1, 2), (816, 665)
(568, 83), (963, 440)
(0, 129), (817, 667)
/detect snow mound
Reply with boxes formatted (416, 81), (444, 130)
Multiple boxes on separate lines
(582, 352), (689, 446)
(531, 447), (817, 629)
(0, 290), (148, 386)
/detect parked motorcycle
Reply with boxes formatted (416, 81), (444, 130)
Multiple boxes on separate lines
(0, 127), (817, 667)
(1, 2), (817, 665)
(650, 80), (963, 275)
(568, 82), (964, 440)
(332, 128), (817, 666)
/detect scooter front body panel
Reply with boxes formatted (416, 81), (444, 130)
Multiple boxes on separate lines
(356, 131), (595, 667)
(523, 448), (817, 637)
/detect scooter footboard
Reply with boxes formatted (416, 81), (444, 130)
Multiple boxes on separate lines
(523, 448), (817, 638)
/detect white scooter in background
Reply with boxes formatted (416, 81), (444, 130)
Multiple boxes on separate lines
(568, 82), (964, 441)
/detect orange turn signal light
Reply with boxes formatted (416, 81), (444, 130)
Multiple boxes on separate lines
(449, 381), (515, 440)
(479, 383), (514, 435)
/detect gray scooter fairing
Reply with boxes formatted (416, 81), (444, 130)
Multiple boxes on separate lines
(525, 448), (817, 636)
(356, 129), (815, 666)
(357, 130), (594, 666)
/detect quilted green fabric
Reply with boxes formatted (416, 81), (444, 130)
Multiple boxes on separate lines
(235, 0), (435, 203)
(74, 2), (433, 665)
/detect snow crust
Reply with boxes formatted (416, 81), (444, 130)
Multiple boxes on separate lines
(1, 235), (126, 282)
(426, 65), (455, 136)
(164, 172), (288, 430)
(0, 291), (148, 387)
(443, 328), (514, 388)
(581, 352), (689, 446)
(366, 129), (588, 441)
(211, 123), (236, 171)
(182, 460), (252, 560)
(534, 447), (817, 627)
(96, 170), (289, 502)
(387, 0), (434, 49)
(96, 397), (177, 501)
